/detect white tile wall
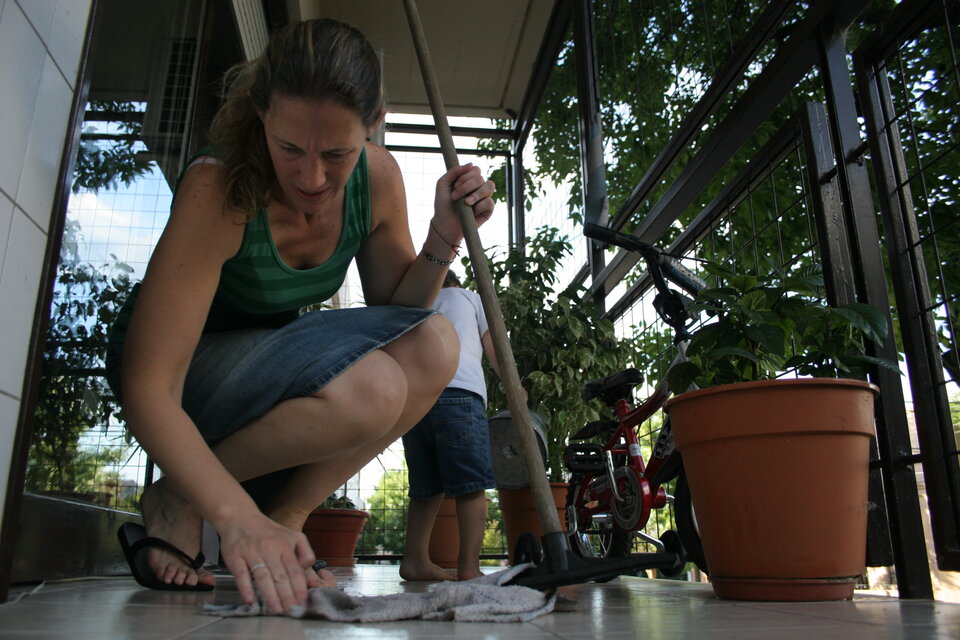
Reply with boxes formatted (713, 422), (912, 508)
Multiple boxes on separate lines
(16, 0), (56, 43)
(47, 1), (88, 86)
(0, 190), (12, 269)
(0, 0), (92, 529)
(0, 211), (47, 396)
(17, 54), (73, 230)
(0, 3), (46, 198)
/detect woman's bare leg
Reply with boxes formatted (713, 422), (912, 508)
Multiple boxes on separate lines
(138, 316), (457, 583)
(249, 315), (459, 531)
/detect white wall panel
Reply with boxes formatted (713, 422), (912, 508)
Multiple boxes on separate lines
(0, 0), (93, 536)
(17, 55), (74, 230)
(0, 3), (46, 197)
(0, 212), (46, 397)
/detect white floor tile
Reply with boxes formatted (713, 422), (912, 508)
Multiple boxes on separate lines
(3, 564), (960, 639)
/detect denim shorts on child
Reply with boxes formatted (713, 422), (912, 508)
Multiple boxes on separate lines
(402, 387), (496, 499)
(105, 305), (435, 444)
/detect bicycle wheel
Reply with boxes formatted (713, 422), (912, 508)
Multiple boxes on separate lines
(513, 532), (543, 567)
(674, 467), (708, 574)
(566, 473), (632, 558)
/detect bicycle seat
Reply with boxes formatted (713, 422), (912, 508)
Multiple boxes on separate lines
(581, 368), (644, 404)
(569, 419), (619, 441)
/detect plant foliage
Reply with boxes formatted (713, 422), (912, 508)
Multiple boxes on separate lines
(465, 227), (642, 481)
(28, 219), (136, 505)
(319, 492), (359, 509)
(666, 264), (899, 393)
(72, 101), (153, 193)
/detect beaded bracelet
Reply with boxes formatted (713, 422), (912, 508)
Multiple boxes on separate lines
(424, 252), (454, 266)
(430, 220), (462, 256)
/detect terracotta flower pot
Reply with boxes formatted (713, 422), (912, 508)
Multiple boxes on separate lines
(665, 378), (878, 601)
(498, 482), (568, 564)
(303, 508), (370, 567)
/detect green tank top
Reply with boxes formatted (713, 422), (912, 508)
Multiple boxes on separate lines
(110, 148), (371, 346)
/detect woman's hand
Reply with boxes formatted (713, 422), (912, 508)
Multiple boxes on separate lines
(432, 163), (496, 245)
(218, 512), (319, 615)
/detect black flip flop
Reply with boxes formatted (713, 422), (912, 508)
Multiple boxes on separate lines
(117, 522), (214, 591)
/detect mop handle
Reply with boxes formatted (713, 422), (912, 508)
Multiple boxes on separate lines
(401, 0), (563, 537)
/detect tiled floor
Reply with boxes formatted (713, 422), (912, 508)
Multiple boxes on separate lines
(2, 564), (959, 639)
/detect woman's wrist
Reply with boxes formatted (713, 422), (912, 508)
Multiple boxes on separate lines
(421, 219), (461, 266)
(428, 219), (462, 255)
(421, 236), (455, 266)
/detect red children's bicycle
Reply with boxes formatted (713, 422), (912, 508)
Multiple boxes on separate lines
(563, 223), (709, 574)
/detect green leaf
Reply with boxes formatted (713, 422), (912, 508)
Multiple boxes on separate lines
(744, 324), (787, 355)
(739, 289), (772, 312)
(782, 269), (824, 293)
(709, 346), (760, 362)
(667, 361), (701, 394)
(832, 303), (889, 345)
(727, 274), (759, 294)
(844, 353), (902, 374)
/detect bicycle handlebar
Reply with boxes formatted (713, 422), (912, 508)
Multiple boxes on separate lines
(584, 223), (707, 296)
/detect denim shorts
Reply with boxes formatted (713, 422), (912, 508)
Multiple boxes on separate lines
(106, 305), (435, 445)
(401, 388), (495, 499)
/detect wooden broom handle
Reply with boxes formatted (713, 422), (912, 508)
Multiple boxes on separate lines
(401, 0), (563, 537)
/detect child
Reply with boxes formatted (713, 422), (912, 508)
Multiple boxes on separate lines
(399, 271), (510, 581)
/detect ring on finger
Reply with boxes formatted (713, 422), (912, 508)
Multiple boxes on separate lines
(250, 563), (267, 572)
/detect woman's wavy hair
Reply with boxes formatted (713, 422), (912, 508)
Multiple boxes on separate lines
(208, 18), (383, 217)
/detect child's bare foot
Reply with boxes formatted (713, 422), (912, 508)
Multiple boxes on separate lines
(457, 566), (483, 581)
(399, 559), (457, 581)
(139, 479), (216, 588)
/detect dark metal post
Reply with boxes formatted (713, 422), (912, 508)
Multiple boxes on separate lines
(509, 148), (525, 251)
(801, 101), (895, 573)
(799, 102), (857, 305)
(817, 27), (933, 598)
(572, 0), (608, 307)
(855, 48), (960, 571)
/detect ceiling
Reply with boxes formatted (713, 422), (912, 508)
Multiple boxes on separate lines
(285, 0), (557, 119)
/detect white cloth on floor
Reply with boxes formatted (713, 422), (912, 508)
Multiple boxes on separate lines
(203, 563), (555, 622)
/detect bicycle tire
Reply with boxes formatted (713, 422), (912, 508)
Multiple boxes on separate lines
(566, 473), (633, 559)
(674, 467), (709, 574)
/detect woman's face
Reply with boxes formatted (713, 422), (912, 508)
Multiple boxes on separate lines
(260, 95), (374, 215)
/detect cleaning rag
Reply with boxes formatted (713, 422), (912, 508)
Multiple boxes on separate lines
(203, 563), (554, 622)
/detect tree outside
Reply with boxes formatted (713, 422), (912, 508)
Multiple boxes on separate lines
(27, 218), (137, 509)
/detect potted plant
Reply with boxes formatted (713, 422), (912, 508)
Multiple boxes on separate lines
(662, 263), (898, 601)
(303, 492), (370, 567)
(465, 227), (643, 559)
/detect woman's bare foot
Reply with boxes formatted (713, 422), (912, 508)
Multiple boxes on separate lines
(399, 558), (457, 581)
(139, 479), (216, 588)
